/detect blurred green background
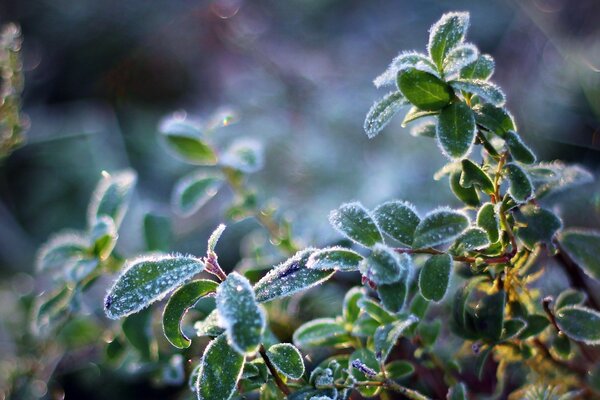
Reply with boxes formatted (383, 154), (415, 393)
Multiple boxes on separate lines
(0, 0), (599, 398)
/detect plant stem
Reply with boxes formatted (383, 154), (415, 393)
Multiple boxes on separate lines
(259, 344), (291, 395)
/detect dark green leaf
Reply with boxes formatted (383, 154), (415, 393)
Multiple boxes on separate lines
(360, 244), (409, 285)
(419, 254), (452, 302)
(518, 314), (549, 339)
(329, 202), (383, 248)
(527, 162), (593, 199)
(160, 117), (217, 165)
(217, 272), (265, 353)
(385, 360), (414, 380)
(88, 169), (137, 228)
(559, 229), (600, 280)
(474, 291), (506, 342)
(397, 69), (453, 111)
(553, 332), (571, 358)
(374, 51), (438, 88)
(460, 54), (495, 80)
(428, 12), (470, 68)
(516, 205), (562, 250)
(373, 200), (420, 246)
(477, 202), (500, 243)
(162, 279), (218, 348)
(378, 279), (409, 313)
(555, 306), (600, 345)
(104, 254), (205, 319)
(122, 308), (155, 360)
(460, 159), (494, 194)
(436, 101), (476, 159)
(473, 104), (515, 136)
(450, 171), (480, 207)
(307, 247), (363, 272)
(254, 249), (334, 303)
(194, 310), (224, 337)
(293, 318), (351, 348)
(172, 172), (223, 217)
(196, 334), (245, 400)
(375, 315), (418, 362)
(266, 343), (305, 379)
(555, 289), (587, 310)
(501, 319), (526, 340)
(417, 320), (442, 347)
(413, 208), (470, 248)
(505, 163), (533, 203)
(505, 131), (535, 164)
(144, 213), (171, 252)
(442, 43), (478, 77)
(364, 91), (409, 138)
(453, 227), (490, 252)
(450, 79), (505, 106)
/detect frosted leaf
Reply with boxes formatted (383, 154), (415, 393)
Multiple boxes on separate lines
(172, 171), (223, 217)
(477, 203), (500, 243)
(442, 43), (479, 78)
(397, 68), (453, 111)
(413, 207), (470, 248)
(359, 298), (395, 324)
(473, 103), (515, 135)
(36, 230), (88, 272)
(349, 348), (380, 397)
(559, 229), (600, 280)
(220, 139), (264, 174)
(419, 254), (452, 302)
(373, 200), (420, 246)
(460, 54), (495, 80)
(460, 159), (494, 194)
(378, 280), (408, 313)
(410, 121), (436, 138)
(505, 163), (534, 203)
(328, 202), (383, 248)
(450, 79), (505, 106)
(194, 309), (225, 337)
(515, 205), (562, 250)
(359, 243), (409, 285)
(555, 306), (600, 345)
(505, 130), (536, 165)
(159, 114), (217, 165)
(450, 171), (480, 207)
(363, 91), (408, 138)
(32, 285), (73, 336)
(254, 248), (334, 303)
(104, 254), (205, 319)
(373, 51), (438, 88)
(90, 215), (117, 261)
(428, 12), (470, 68)
(453, 227), (490, 253)
(401, 106), (438, 127)
(526, 161), (593, 199)
(555, 289), (587, 311)
(385, 360), (415, 380)
(207, 224), (226, 254)
(374, 315), (418, 362)
(436, 101), (476, 160)
(196, 334), (245, 400)
(266, 343), (305, 379)
(162, 279), (218, 349)
(307, 247), (363, 272)
(87, 169), (137, 229)
(293, 318), (350, 348)
(343, 287), (365, 324)
(216, 272), (265, 354)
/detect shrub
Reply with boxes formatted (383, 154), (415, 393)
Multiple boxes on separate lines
(32, 11), (600, 400)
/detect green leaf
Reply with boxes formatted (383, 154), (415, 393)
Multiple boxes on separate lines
(453, 227), (490, 252)
(428, 12), (470, 69)
(401, 106), (438, 127)
(477, 202), (500, 243)
(194, 310), (225, 337)
(505, 163), (533, 203)
(527, 162), (593, 199)
(442, 43), (479, 77)
(555, 306), (600, 345)
(350, 348), (380, 397)
(90, 216), (117, 261)
(417, 320), (442, 347)
(162, 279), (218, 348)
(66, 257), (99, 283)
(220, 139), (264, 174)
(516, 205), (562, 250)
(419, 254), (452, 302)
(375, 315), (418, 362)
(385, 360), (414, 380)
(266, 343), (305, 379)
(373, 200), (420, 246)
(293, 318), (351, 348)
(449, 171), (480, 207)
(359, 298), (396, 324)
(364, 91), (409, 138)
(451, 276), (487, 339)
(460, 159), (495, 194)
(518, 314), (549, 339)
(87, 169), (137, 229)
(553, 332), (571, 358)
(501, 319), (526, 340)
(460, 54), (495, 80)
(555, 289), (587, 310)
(410, 121), (437, 138)
(378, 279), (409, 313)
(196, 334), (245, 400)
(207, 224), (226, 254)
(329, 202), (383, 248)
(474, 291), (506, 342)
(35, 231), (88, 272)
(374, 51), (439, 88)
(33, 286), (73, 336)
(505, 131), (535, 164)
(413, 208), (470, 248)
(397, 68), (453, 111)
(217, 272), (265, 354)
(436, 101), (476, 159)
(104, 254), (205, 319)
(447, 383), (468, 400)
(559, 229), (600, 280)
(473, 104), (515, 136)
(172, 172), (223, 217)
(307, 247), (363, 272)
(160, 116), (217, 165)
(254, 249), (334, 303)
(144, 213), (171, 252)
(360, 244), (409, 285)
(449, 79), (505, 106)
(351, 314), (379, 338)
(122, 308), (155, 360)
(343, 287), (365, 324)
